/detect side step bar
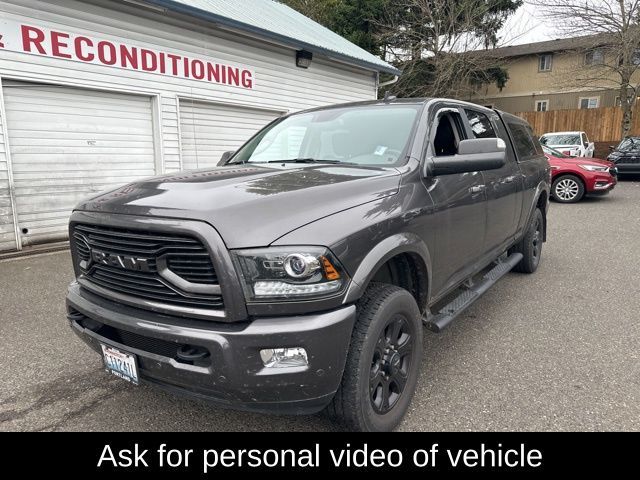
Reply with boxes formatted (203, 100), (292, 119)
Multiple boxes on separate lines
(423, 253), (523, 333)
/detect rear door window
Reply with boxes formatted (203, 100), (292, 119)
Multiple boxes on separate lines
(464, 109), (497, 139)
(508, 123), (540, 159)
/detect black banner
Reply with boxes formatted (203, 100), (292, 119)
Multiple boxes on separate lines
(1, 432), (637, 476)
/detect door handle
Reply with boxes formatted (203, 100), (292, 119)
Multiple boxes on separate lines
(504, 175), (517, 183)
(469, 185), (486, 194)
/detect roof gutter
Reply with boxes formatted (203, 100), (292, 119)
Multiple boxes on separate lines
(144, 0), (401, 76)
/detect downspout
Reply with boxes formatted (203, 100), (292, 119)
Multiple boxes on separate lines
(378, 75), (399, 89)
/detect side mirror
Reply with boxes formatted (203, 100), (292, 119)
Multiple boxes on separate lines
(430, 138), (506, 176)
(217, 151), (235, 166)
(608, 145), (615, 152)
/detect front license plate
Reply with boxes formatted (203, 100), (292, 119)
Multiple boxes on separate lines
(101, 344), (139, 385)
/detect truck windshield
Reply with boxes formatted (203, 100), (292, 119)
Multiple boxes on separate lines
(540, 134), (580, 145)
(231, 105), (421, 166)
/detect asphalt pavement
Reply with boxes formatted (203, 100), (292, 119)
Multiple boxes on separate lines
(1, 179), (639, 431)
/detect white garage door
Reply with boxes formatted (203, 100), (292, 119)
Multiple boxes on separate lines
(3, 81), (156, 246)
(179, 99), (282, 170)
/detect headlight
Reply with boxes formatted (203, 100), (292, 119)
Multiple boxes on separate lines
(231, 246), (349, 301)
(579, 164), (609, 172)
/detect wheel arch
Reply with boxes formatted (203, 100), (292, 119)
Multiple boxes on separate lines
(343, 232), (432, 312)
(521, 181), (550, 243)
(553, 171), (587, 189)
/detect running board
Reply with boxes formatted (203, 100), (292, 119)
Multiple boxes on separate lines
(423, 253), (523, 333)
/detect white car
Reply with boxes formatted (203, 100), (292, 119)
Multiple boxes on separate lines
(539, 131), (595, 158)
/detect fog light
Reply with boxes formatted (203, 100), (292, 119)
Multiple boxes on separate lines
(260, 347), (308, 368)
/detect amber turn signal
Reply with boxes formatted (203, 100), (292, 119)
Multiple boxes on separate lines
(321, 256), (341, 280)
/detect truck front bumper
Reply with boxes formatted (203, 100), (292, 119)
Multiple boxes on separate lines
(66, 282), (356, 414)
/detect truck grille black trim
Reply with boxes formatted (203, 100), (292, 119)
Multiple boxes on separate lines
(70, 310), (211, 366)
(72, 224), (223, 312)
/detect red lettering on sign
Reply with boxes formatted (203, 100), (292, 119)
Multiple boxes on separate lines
(74, 36), (94, 61)
(97, 40), (117, 65)
(21, 25), (46, 54)
(241, 70), (253, 89)
(167, 53), (180, 76)
(227, 67), (239, 87)
(14, 23), (254, 89)
(120, 44), (138, 69)
(207, 63), (220, 83)
(141, 49), (157, 71)
(183, 56), (190, 78)
(50, 31), (71, 58)
(192, 59), (205, 80)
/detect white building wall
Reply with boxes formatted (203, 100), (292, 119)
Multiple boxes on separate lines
(0, 0), (378, 250)
(0, 82), (18, 252)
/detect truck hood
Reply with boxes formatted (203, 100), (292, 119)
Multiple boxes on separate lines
(75, 163), (401, 248)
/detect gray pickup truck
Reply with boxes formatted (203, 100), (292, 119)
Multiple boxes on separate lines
(65, 98), (550, 432)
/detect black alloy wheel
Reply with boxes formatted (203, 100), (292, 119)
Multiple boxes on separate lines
(370, 314), (413, 414)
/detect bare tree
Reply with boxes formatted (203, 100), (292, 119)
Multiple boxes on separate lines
(374, 0), (521, 98)
(532, 0), (640, 137)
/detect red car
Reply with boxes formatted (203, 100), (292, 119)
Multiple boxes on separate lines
(543, 146), (617, 203)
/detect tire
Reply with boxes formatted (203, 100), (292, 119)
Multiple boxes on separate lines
(510, 208), (544, 274)
(326, 282), (422, 431)
(552, 175), (585, 203)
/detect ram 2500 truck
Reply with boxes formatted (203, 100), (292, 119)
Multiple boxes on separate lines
(66, 98), (550, 431)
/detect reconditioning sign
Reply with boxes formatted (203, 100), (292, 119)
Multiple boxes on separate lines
(0, 19), (255, 89)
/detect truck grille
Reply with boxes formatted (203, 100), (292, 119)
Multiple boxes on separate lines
(72, 224), (223, 311)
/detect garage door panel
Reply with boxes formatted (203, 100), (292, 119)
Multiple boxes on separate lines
(4, 95), (154, 113)
(13, 168), (154, 179)
(3, 83), (152, 104)
(3, 82), (155, 245)
(6, 130), (155, 142)
(10, 153), (156, 165)
(10, 146), (156, 156)
(179, 99), (281, 170)
(5, 106), (154, 121)
(7, 118), (154, 134)
(9, 137), (154, 147)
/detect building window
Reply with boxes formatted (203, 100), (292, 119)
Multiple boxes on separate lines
(535, 100), (549, 112)
(539, 54), (553, 72)
(585, 49), (605, 65)
(579, 97), (600, 109)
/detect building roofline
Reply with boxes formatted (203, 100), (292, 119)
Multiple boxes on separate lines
(146, 0), (401, 75)
(478, 32), (619, 59)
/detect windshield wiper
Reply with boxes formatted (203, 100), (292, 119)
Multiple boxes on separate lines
(265, 158), (352, 164)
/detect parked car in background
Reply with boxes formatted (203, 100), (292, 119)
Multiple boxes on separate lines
(543, 146), (617, 203)
(607, 137), (640, 175)
(540, 131), (595, 158)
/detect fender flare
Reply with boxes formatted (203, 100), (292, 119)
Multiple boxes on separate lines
(343, 232), (432, 307)
(523, 181), (550, 241)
